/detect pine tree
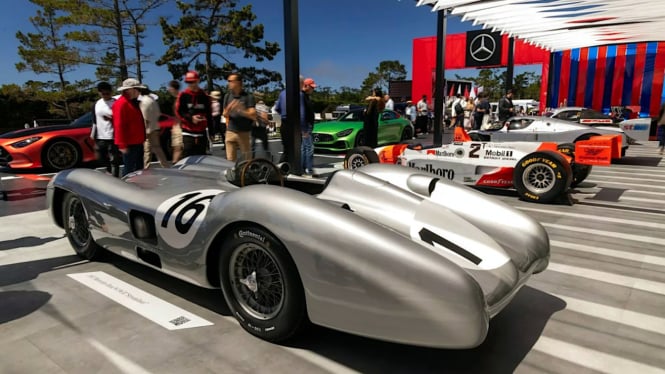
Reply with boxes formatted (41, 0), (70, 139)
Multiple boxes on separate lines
(16, 0), (84, 119)
(157, 0), (281, 91)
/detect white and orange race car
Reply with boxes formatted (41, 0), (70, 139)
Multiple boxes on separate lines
(344, 128), (623, 204)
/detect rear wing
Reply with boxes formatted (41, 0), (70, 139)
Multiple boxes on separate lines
(574, 134), (622, 166)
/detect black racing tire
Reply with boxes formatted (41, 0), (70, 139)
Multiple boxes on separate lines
(573, 133), (599, 143)
(219, 225), (306, 342)
(400, 126), (413, 141)
(557, 143), (592, 187)
(513, 151), (572, 203)
(43, 139), (81, 171)
(344, 146), (380, 170)
(354, 131), (366, 147)
(62, 192), (103, 260)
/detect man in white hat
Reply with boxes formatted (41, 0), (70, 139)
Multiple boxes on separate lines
(113, 78), (147, 176)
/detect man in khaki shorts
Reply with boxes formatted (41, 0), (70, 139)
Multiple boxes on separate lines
(139, 88), (170, 168)
(223, 73), (256, 162)
(167, 80), (184, 163)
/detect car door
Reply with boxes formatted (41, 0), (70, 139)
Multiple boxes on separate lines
(378, 110), (401, 144)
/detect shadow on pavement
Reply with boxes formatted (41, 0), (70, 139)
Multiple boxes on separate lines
(0, 290), (52, 324)
(613, 156), (662, 166)
(0, 235), (64, 251)
(107, 251), (231, 316)
(0, 255), (82, 287)
(285, 286), (565, 374)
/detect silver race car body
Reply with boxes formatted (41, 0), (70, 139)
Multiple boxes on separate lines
(47, 156), (549, 348)
(469, 116), (629, 155)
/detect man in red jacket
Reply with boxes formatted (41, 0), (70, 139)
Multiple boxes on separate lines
(113, 78), (146, 176)
(176, 71), (213, 157)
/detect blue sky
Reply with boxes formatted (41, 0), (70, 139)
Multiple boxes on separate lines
(0, 0), (538, 90)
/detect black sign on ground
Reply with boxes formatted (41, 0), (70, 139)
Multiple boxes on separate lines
(465, 30), (502, 67)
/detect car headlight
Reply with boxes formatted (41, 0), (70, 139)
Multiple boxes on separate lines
(336, 128), (354, 137)
(11, 136), (42, 148)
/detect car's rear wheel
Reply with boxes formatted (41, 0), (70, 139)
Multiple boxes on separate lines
(344, 146), (380, 170)
(43, 139), (81, 171)
(557, 143), (592, 187)
(513, 151), (572, 203)
(62, 192), (103, 260)
(219, 226), (306, 342)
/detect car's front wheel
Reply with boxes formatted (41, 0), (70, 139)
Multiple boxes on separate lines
(43, 139), (81, 171)
(62, 192), (103, 260)
(513, 151), (572, 203)
(219, 226), (306, 342)
(344, 146), (380, 170)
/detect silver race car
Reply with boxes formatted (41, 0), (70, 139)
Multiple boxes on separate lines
(47, 156), (550, 349)
(469, 116), (629, 157)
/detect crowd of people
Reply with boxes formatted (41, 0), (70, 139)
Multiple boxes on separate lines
(90, 70), (320, 178)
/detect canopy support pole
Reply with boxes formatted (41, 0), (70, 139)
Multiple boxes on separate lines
(506, 36), (515, 93)
(433, 8), (448, 146)
(283, 0), (302, 174)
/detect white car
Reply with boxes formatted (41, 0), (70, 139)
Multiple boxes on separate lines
(468, 116), (629, 157)
(544, 106), (618, 125)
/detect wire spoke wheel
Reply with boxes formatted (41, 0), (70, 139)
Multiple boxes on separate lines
(230, 243), (285, 320)
(522, 163), (555, 194)
(66, 196), (90, 248)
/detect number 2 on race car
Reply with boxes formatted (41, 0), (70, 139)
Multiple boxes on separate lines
(469, 143), (481, 159)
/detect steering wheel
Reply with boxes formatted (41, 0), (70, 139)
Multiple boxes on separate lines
(239, 158), (284, 187)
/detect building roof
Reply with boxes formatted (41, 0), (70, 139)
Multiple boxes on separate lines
(416, 0), (665, 51)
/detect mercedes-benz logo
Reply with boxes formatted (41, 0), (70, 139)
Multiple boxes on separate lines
(313, 134), (320, 143)
(469, 34), (496, 62)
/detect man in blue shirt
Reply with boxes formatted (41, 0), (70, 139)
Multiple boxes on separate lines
(275, 76), (307, 167)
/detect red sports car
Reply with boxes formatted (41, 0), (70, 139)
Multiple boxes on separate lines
(0, 112), (175, 171)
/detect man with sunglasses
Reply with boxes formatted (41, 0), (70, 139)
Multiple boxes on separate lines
(223, 73), (257, 162)
(175, 70), (213, 157)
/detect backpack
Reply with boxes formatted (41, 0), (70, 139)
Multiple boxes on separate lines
(454, 100), (464, 115)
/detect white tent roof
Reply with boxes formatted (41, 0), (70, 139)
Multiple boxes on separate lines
(416, 0), (665, 51)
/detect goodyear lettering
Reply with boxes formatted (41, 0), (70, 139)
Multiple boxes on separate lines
(521, 157), (557, 169)
(407, 162), (455, 180)
(524, 192), (540, 200)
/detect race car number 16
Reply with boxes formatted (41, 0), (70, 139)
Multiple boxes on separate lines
(155, 189), (223, 249)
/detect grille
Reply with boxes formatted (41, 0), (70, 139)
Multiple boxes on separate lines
(312, 133), (334, 143)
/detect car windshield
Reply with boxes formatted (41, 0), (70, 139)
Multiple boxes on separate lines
(338, 110), (365, 122)
(70, 112), (93, 126)
(507, 118), (535, 130)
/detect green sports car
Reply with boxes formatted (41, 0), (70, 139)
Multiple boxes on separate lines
(312, 109), (414, 152)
